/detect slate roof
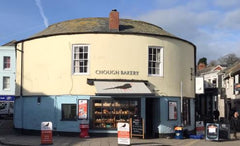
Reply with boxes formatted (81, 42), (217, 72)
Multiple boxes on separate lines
(18, 17), (194, 44)
(30, 18), (175, 38)
(223, 61), (240, 76)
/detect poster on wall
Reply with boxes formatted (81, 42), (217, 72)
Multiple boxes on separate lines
(168, 101), (177, 120)
(78, 100), (88, 120)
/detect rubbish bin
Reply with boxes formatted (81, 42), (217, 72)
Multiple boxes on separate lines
(80, 124), (89, 138)
(174, 126), (183, 139)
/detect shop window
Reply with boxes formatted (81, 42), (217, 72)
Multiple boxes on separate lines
(212, 79), (217, 88)
(61, 104), (77, 121)
(3, 76), (10, 90)
(92, 99), (140, 129)
(72, 45), (89, 74)
(0, 102), (7, 110)
(3, 56), (11, 69)
(183, 98), (191, 126)
(148, 46), (163, 76)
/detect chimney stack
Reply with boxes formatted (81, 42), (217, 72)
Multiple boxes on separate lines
(109, 9), (119, 32)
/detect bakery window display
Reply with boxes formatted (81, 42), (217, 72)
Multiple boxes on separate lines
(92, 99), (140, 129)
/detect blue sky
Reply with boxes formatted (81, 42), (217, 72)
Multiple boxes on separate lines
(1, 0), (240, 61)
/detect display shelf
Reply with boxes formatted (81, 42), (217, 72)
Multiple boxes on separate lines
(92, 99), (139, 129)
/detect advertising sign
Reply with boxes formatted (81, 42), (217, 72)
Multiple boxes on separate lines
(117, 122), (130, 145)
(196, 121), (205, 135)
(206, 123), (219, 141)
(168, 101), (177, 120)
(195, 77), (204, 94)
(0, 96), (15, 101)
(78, 100), (88, 119)
(219, 123), (230, 140)
(41, 122), (53, 145)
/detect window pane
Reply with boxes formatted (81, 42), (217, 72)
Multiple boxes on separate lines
(84, 60), (88, 66)
(80, 61), (84, 66)
(156, 49), (161, 61)
(153, 49), (156, 54)
(84, 53), (88, 59)
(156, 68), (159, 74)
(80, 67), (83, 72)
(74, 61), (79, 66)
(62, 104), (76, 120)
(149, 48), (152, 54)
(149, 55), (152, 61)
(80, 54), (83, 59)
(74, 47), (79, 53)
(84, 46), (88, 52)
(74, 67), (79, 73)
(84, 67), (87, 73)
(80, 47), (83, 52)
(148, 68), (151, 74)
(3, 56), (10, 69)
(3, 77), (10, 90)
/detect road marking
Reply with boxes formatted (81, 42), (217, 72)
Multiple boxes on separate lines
(185, 140), (199, 146)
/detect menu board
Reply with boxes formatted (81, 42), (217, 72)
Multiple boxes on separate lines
(130, 117), (144, 139)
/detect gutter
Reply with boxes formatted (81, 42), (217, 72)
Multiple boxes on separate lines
(15, 31), (196, 50)
(15, 42), (24, 129)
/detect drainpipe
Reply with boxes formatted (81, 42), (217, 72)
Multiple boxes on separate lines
(16, 42), (24, 129)
(180, 81), (183, 126)
(20, 42), (24, 130)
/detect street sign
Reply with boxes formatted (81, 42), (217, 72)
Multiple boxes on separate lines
(117, 122), (130, 145)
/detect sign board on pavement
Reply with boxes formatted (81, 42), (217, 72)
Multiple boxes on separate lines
(117, 122), (130, 145)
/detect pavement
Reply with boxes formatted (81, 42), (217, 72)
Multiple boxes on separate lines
(1, 120), (240, 146)
(1, 134), (240, 146)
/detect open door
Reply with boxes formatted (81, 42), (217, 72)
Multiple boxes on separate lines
(145, 98), (160, 138)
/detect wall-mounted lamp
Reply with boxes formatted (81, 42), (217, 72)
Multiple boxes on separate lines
(37, 97), (41, 104)
(190, 68), (195, 80)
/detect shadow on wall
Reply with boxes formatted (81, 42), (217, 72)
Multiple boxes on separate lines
(13, 83), (87, 139)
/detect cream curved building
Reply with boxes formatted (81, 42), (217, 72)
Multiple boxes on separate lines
(14, 10), (196, 137)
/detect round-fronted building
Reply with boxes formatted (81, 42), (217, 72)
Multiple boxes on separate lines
(15, 10), (196, 137)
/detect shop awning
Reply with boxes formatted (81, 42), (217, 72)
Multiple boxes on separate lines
(94, 81), (154, 96)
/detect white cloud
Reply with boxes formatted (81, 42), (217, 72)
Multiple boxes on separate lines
(219, 9), (240, 30)
(35, 0), (48, 28)
(137, 1), (240, 61)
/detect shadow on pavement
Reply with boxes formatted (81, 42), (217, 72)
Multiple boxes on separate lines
(131, 142), (171, 146)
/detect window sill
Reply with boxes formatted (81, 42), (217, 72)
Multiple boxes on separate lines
(148, 75), (163, 77)
(61, 119), (77, 121)
(72, 73), (89, 76)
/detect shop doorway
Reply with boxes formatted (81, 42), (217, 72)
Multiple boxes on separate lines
(146, 98), (160, 138)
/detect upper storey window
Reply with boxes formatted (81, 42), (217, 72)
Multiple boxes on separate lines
(148, 46), (163, 76)
(73, 45), (89, 74)
(3, 56), (11, 70)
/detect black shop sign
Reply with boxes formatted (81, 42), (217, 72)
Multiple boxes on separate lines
(130, 117), (144, 139)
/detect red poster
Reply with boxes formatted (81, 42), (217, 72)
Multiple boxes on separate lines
(78, 100), (88, 119)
